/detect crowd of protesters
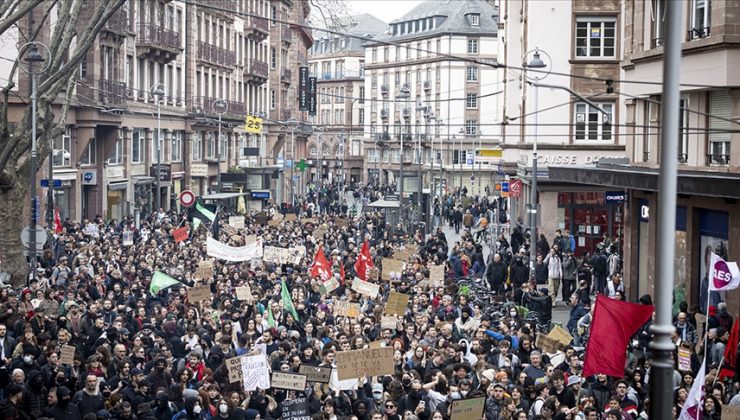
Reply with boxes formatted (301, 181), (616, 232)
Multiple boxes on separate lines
(0, 182), (738, 420)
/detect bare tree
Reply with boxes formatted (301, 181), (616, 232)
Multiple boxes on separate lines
(308, 0), (355, 33)
(0, 0), (125, 285)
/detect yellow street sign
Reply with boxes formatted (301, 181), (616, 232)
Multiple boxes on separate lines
(478, 148), (503, 158)
(245, 115), (263, 134)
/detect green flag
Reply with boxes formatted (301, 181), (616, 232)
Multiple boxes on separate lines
(281, 279), (300, 321)
(267, 305), (276, 328)
(195, 201), (216, 221)
(149, 271), (180, 296)
(193, 217), (201, 230)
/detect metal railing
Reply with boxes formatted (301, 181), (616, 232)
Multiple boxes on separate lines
(100, 79), (126, 104)
(706, 153), (730, 166)
(197, 41), (236, 67)
(189, 96), (245, 118)
(104, 10), (129, 34)
(137, 23), (180, 51)
(380, 84), (389, 95)
(244, 60), (269, 79)
(643, 151), (650, 162)
(280, 67), (291, 83)
(677, 153), (688, 164)
(282, 25), (292, 42)
(251, 16), (269, 33)
(650, 37), (664, 49)
(688, 27), (710, 40)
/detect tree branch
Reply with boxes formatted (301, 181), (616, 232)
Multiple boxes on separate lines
(0, 0), (45, 38)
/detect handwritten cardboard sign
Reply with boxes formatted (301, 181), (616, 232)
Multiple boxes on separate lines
(188, 286), (211, 303)
(430, 265), (445, 288)
(352, 277), (380, 299)
(381, 316), (397, 330)
(368, 267), (380, 282)
(236, 285), (252, 302)
(722, 405), (740, 420)
(450, 397), (486, 420)
(226, 356), (246, 383)
(228, 216), (245, 229)
(281, 397), (310, 420)
(271, 372), (307, 391)
(284, 213), (297, 222)
(369, 341), (385, 349)
(241, 354), (271, 391)
(548, 325), (574, 348)
(298, 364), (332, 383)
(244, 235), (258, 245)
(384, 291), (409, 316)
(173, 227), (189, 243)
(335, 347), (394, 380)
(122, 231), (134, 246)
(677, 347), (691, 371)
(60, 345), (76, 365)
(382, 259), (404, 282)
(320, 277), (340, 295)
(334, 300), (361, 318)
(536, 333), (561, 354)
(195, 261), (213, 280)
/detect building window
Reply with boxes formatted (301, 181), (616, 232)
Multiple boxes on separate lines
(358, 109), (364, 125)
(270, 47), (276, 69)
(309, 144), (317, 156)
(383, 47), (389, 62)
(131, 128), (144, 163)
(80, 139), (96, 165)
(466, 66), (478, 81)
(372, 48), (377, 62)
(107, 137), (124, 165)
(368, 148), (379, 163)
(678, 98), (689, 163)
(192, 132), (203, 161)
(470, 14), (480, 26)
(207, 132), (216, 159)
(271, 5), (277, 25)
(708, 90), (731, 165)
(53, 127), (72, 167)
(220, 134), (227, 162)
(371, 74), (377, 88)
(575, 17), (616, 58)
(151, 129), (165, 163)
(466, 93), (477, 108)
(270, 89), (276, 109)
(689, 0), (711, 40)
(650, 0), (666, 48)
(467, 39), (478, 54)
(574, 102), (613, 140)
(172, 130), (183, 162)
(465, 120), (478, 135)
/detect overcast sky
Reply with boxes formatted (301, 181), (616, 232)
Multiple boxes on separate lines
(347, 0), (423, 24)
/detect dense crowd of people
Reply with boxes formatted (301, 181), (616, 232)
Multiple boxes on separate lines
(0, 182), (738, 420)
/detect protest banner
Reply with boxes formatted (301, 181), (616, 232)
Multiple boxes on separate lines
(271, 372), (307, 391)
(122, 231), (134, 246)
(335, 347), (394, 380)
(60, 345), (76, 365)
(382, 259), (404, 282)
(84, 223), (99, 236)
(369, 341), (385, 349)
(268, 219), (281, 227)
(226, 356), (245, 383)
(188, 286), (211, 303)
(320, 277), (340, 295)
(381, 316), (397, 330)
(723, 406), (740, 420)
(298, 365), (332, 383)
(334, 218), (348, 227)
(244, 235), (258, 245)
(285, 213), (297, 222)
(450, 397), (486, 420)
(172, 227), (189, 243)
(314, 224), (328, 238)
(263, 245), (307, 265)
(195, 261), (213, 280)
(368, 267), (380, 282)
(228, 216), (245, 229)
(281, 397), (310, 420)
(430, 265), (445, 288)
(206, 236), (263, 262)
(241, 354), (271, 390)
(352, 277), (380, 299)
(677, 347), (691, 371)
(384, 291), (410, 316)
(536, 333), (560, 354)
(548, 325), (574, 348)
(334, 300), (361, 318)
(236, 286), (252, 302)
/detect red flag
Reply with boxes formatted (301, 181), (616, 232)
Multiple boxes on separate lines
(53, 209), (63, 234)
(583, 295), (654, 378)
(719, 318), (739, 379)
(339, 263), (346, 286)
(354, 240), (374, 281)
(310, 247), (332, 281)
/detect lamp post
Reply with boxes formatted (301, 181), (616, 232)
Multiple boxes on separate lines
(151, 84), (165, 211)
(21, 42), (49, 275)
(476, 131), (483, 196)
(523, 48), (549, 275)
(213, 99), (228, 193)
(396, 86), (410, 224)
(457, 128), (464, 191)
(284, 117), (300, 206)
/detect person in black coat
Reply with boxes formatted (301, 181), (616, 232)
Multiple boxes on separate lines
(486, 253), (508, 295)
(509, 255), (529, 289)
(46, 386), (82, 420)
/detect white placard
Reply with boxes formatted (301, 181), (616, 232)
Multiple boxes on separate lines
(207, 236), (263, 262)
(241, 354), (271, 391)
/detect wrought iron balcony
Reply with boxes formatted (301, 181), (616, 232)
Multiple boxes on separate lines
(103, 9), (129, 35)
(197, 41), (236, 68)
(282, 25), (292, 43)
(380, 84), (389, 96)
(189, 96), (245, 120)
(247, 16), (269, 41)
(423, 80), (431, 91)
(677, 153), (688, 164)
(380, 109), (389, 119)
(137, 23), (180, 63)
(280, 67), (292, 83)
(688, 27), (710, 40)
(244, 60), (268, 84)
(194, 0), (237, 19)
(99, 79), (126, 104)
(706, 153), (730, 166)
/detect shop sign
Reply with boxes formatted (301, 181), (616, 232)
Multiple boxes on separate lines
(150, 164), (172, 182)
(524, 153), (626, 166)
(82, 171), (97, 185)
(191, 164), (209, 177)
(106, 166), (124, 178)
(639, 199), (650, 222)
(605, 191), (626, 204)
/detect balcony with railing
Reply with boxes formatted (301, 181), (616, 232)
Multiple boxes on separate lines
(688, 27), (710, 40)
(677, 153), (688, 164)
(100, 79), (126, 105)
(280, 67), (292, 83)
(194, 0), (237, 20)
(380, 84), (389, 96)
(189, 96), (245, 120)
(706, 153), (730, 166)
(197, 41), (236, 68)
(244, 60), (269, 84)
(103, 9), (129, 36)
(282, 25), (292, 43)
(246, 16), (269, 41)
(319, 71), (363, 81)
(137, 23), (181, 62)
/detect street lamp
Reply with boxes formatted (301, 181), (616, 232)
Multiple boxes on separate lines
(457, 128), (464, 191)
(151, 83), (165, 211)
(284, 117), (300, 206)
(212, 99), (228, 193)
(396, 86), (411, 216)
(21, 41), (49, 275)
(523, 48), (550, 275)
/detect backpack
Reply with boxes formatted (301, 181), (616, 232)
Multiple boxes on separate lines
(529, 397), (545, 417)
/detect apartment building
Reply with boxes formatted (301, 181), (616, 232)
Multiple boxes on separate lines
(547, 0), (740, 314)
(308, 14), (386, 185)
(363, 0), (501, 197)
(4, 0), (310, 222)
(497, 0), (625, 256)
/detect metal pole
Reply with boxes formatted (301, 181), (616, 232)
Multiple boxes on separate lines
(649, 2), (681, 418)
(47, 135), (54, 229)
(529, 84), (539, 275)
(217, 113), (222, 193)
(458, 134), (462, 191)
(29, 71), (38, 275)
(478, 133), (482, 195)
(290, 127), (295, 206)
(156, 98), (161, 211)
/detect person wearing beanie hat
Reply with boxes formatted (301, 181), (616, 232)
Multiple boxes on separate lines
(244, 408), (260, 419)
(47, 386), (82, 420)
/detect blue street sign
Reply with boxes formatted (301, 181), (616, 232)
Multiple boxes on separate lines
(501, 182), (509, 193)
(292, 175), (300, 181)
(285, 159), (293, 168)
(40, 179), (62, 188)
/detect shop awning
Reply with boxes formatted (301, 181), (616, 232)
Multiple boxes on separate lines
(202, 192), (249, 201)
(548, 163), (740, 199)
(108, 181), (128, 191)
(133, 176), (156, 185)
